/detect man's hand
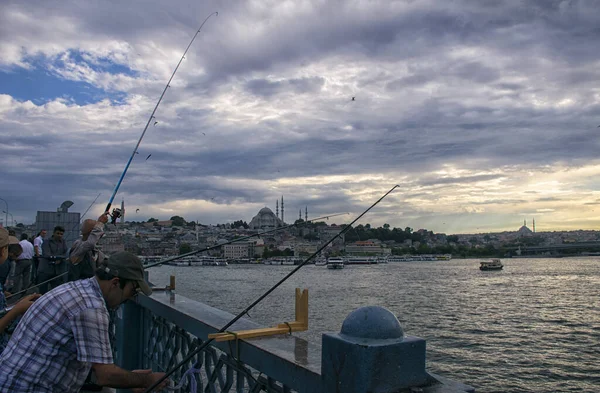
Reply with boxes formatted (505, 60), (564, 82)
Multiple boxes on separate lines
(13, 293), (41, 315)
(98, 213), (109, 224)
(131, 369), (170, 392)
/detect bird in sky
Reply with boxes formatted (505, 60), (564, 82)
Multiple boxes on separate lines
(202, 132), (206, 135)
(136, 209), (140, 213)
(351, 97), (355, 101)
(154, 121), (158, 126)
(146, 154), (152, 161)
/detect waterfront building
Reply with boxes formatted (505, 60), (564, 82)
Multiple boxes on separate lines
(223, 242), (255, 259)
(345, 240), (391, 255)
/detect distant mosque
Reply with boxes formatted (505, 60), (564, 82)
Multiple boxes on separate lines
(248, 196), (309, 230)
(517, 218), (536, 236)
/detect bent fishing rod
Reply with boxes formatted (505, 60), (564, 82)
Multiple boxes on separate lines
(104, 12), (218, 222)
(144, 184), (399, 392)
(143, 212), (349, 269)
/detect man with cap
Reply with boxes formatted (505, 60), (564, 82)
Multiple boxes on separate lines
(0, 228), (40, 353)
(0, 251), (168, 392)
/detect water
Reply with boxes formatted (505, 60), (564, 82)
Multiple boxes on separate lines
(147, 258), (600, 393)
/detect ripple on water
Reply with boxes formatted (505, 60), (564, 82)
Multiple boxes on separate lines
(148, 258), (600, 392)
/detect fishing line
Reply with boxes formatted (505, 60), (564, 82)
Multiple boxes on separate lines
(5, 272), (68, 302)
(104, 12), (218, 221)
(67, 192), (102, 233)
(143, 184), (399, 392)
(143, 212), (350, 269)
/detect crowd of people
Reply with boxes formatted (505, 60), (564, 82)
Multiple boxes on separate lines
(0, 214), (170, 392)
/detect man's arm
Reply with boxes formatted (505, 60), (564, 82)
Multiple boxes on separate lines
(34, 240), (41, 256)
(92, 364), (167, 390)
(69, 222), (105, 265)
(0, 294), (41, 333)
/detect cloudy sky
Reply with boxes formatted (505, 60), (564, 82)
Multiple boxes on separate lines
(1, 0), (600, 234)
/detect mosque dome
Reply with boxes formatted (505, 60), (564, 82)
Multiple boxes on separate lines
(249, 206), (283, 230)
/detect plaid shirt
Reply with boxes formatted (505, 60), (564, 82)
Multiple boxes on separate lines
(0, 278), (113, 392)
(0, 282), (7, 353)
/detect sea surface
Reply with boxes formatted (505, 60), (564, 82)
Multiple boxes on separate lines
(147, 257), (600, 393)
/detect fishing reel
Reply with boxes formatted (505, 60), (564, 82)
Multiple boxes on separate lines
(110, 208), (122, 225)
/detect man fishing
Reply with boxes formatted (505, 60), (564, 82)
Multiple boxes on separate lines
(0, 251), (169, 392)
(68, 213), (109, 282)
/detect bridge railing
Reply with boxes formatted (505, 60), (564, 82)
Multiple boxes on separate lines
(112, 288), (475, 393)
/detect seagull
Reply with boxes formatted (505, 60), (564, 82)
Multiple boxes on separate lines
(351, 97), (355, 101)
(146, 154), (152, 161)
(202, 132), (206, 135)
(135, 151), (139, 155)
(136, 209), (140, 213)
(154, 121), (158, 126)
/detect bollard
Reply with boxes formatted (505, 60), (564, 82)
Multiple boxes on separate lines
(321, 306), (429, 393)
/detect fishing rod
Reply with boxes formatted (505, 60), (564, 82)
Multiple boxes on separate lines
(144, 184), (399, 392)
(104, 12), (218, 224)
(143, 212), (349, 269)
(68, 192), (102, 233)
(5, 272), (68, 302)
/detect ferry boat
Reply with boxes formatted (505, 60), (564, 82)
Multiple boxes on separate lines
(326, 257), (345, 269)
(346, 256), (377, 265)
(479, 259), (503, 271)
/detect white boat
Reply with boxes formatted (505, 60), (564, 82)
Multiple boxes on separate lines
(480, 259), (503, 271)
(326, 257), (345, 269)
(346, 256), (378, 265)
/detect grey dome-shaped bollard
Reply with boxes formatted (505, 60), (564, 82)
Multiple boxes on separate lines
(321, 306), (428, 393)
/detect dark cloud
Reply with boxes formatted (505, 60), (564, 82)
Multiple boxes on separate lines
(2, 0), (600, 232)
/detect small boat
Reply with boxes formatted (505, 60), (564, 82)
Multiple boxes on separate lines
(326, 257), (345, 270)
(479, 259), (503, 271)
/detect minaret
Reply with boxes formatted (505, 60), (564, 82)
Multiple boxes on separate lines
(305, 206), (308, 222)
(276, 200), (279, 219)
(524, 219), (526, 227)
(281, 196), (284, 224)
(121, 199), (125, 223)
(533, 218), (536, 233)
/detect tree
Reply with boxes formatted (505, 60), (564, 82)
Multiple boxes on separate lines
(179, 243), (192, 255)
(147, 218), (158, 223)
(170, 216), (186, 227)
(383, 223), (390, 230)
(404, 227), (413, 234)
(447, 235), (459, 243)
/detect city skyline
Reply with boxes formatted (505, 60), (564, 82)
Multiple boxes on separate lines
(2, 1), (600, 234)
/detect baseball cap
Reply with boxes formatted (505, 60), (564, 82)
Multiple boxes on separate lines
(102, 251), (152, 296)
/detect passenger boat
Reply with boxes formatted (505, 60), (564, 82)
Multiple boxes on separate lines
(479, 259), (503, 271)
(326, 257), (345, 269)
(345, 256), (377, 264)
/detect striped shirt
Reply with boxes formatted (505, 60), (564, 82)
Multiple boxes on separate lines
(0, 278), (113, 392)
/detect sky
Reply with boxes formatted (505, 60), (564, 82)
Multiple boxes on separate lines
(1, 0), (600, 234)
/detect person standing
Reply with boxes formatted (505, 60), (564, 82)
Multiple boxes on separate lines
(13, 233), (34, 296)
(38, 226), (68, 294)
(0, 228), (39, 354)
(32, 229), (46, 284)
(68, 213), (109, 282)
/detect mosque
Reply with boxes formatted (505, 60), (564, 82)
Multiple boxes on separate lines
(248, 196), (309, 230)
